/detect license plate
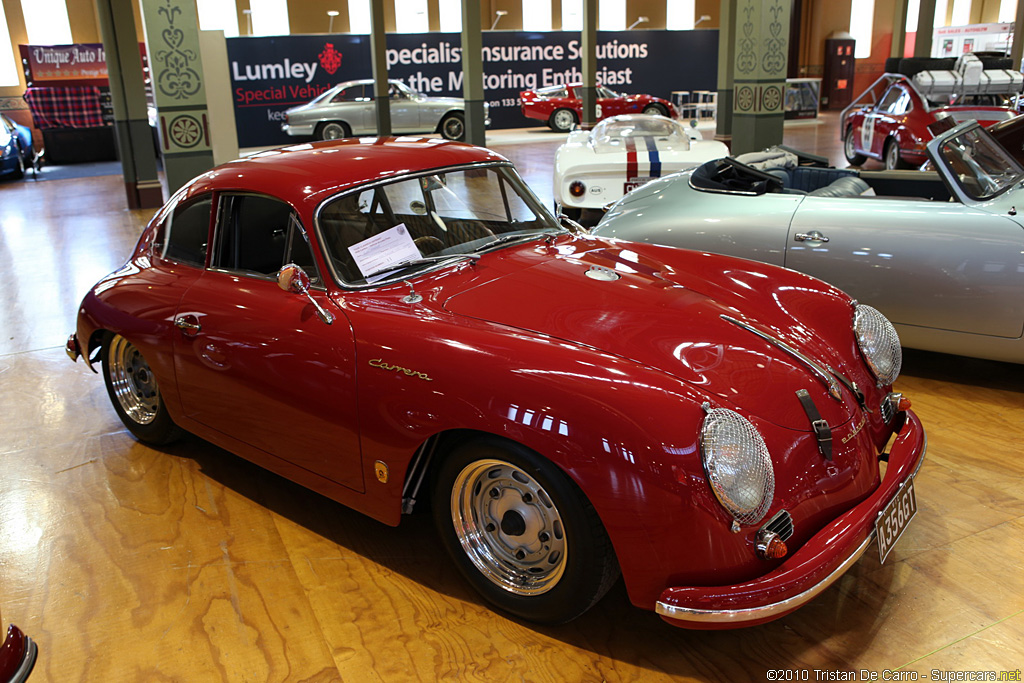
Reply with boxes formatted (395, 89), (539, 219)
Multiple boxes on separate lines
(875, 476), (917, 564)
(624, 177), (654, 193)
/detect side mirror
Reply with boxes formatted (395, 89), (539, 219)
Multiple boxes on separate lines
(278, 263), (334, 325)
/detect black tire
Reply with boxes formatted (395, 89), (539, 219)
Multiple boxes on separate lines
(844, 127), (868, 165)
(432, 436), (619, 624)
(884, 138), (906, 170)
(102, 333), (181, 445)
(315, 121), (351, 141)
(548, 108), (578, 133)
(439, 112), (465, 140)
(642, 103), (667, 117)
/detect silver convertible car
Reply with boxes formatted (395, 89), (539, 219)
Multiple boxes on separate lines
(596, 121), (1024, 364)
(281, 78), (487, 141)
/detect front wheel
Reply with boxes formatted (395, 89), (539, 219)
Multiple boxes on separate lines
(642, 104), (667, 117)
(439, 112), (465, 140)
(844, 127), (868, 165)
(102, 334), (181, 445)
(548, 108), (578, 133)
(432, 437), (619, 624)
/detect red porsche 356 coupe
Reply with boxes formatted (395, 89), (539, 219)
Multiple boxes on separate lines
(68, 137), (926, 628)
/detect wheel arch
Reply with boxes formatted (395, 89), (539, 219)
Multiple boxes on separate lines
(433, 108), (465, 134)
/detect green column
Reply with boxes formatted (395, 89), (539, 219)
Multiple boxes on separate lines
(369, 0), (392, 135)
(891, 0), (909, 58)
(461, 0), (485, 146)
(914, 0), (936, 58)
(140, 0), (215, 194)
(731, 0), (790, 155)
(95, 0), (162, 209)
(579, 0), (597, 128)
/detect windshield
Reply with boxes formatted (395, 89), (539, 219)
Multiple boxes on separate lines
(316, 164), (563, 286)
(937, 125), (1024, 200)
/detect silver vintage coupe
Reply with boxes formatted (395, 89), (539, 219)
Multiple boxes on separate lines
(595, 121), (1024, 363)
(282, 78), (487, 141)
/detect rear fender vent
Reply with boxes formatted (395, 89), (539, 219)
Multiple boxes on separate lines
(761, 509), (794, 541)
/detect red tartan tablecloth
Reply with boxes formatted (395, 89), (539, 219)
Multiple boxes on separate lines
(24, 86), (105, 129)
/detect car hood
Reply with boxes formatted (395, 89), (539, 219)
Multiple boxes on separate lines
(443, 241), (857, 431)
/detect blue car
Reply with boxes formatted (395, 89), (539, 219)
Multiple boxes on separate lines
(1, 113), (35, 179)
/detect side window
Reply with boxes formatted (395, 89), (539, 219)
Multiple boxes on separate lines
(878, 86), (903, 114)
(211, 194), (321, 284)
(154, 196), (212, 267)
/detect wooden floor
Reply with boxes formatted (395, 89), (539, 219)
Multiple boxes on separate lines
(1, 114), (1023, 681)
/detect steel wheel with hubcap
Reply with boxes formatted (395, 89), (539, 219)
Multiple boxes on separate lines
(844, 127), (868, 165)
(102, 334), (181, 445)
(432, 437), (619, 623)
(439, 112), (465, 140)
(642, 104), (667, 116)
(316, 121), (351, 141)
(548, 108), (578, 133)
(884, 138), (904, 170)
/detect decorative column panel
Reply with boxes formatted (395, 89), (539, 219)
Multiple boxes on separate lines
(95, 0), (163, 209)
(369, 0), (392, 136)
(461, 0), (485, 146)
(579, 0), (598, 127)
(891, 0), (910, 58)
(140, 0), (214, 194)
(914, 0), (937, 58)
(731, 0), (790, 155)
(716, 0), (737, 141)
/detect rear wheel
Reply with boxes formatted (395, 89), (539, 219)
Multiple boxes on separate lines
(439, 112), (465, 140)
(315, 121), (351, 141)
(548, 108), (578, 133)
(884, 138), (906, 170)
(102, 334), (181, 445)
(642, 103), (667, 116)
(844, 127), (868, 165)
(432, 437), (619, 623)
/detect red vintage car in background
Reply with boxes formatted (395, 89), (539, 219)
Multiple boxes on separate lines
(841, 55), (1020, 169)
(520, 83), (677, 132)
(67, 137), (925, 628)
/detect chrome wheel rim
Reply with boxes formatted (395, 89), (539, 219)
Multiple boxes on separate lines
(886, 143), (899, 169)
(323, 123), (344, 140)
(642, 105), (661, 115)
(443, 116), (464, 139)
(108, 336), (159, 425)
(845, 130), (857, 160)
(553, 110), (575, 131)
(451, 459), (567, 596)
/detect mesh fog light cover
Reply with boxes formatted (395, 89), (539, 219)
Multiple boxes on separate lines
(854, 304), (902, 386)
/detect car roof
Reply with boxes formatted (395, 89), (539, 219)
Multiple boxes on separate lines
(182, 137), (510, 209)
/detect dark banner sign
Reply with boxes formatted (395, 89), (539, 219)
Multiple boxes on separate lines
(227, 30), (718, 148)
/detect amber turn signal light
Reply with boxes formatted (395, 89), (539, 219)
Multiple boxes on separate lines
(756, 530), (788, 560)
(569, 180), (586, 197)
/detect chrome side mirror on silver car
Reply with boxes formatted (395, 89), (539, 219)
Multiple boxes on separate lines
(277, 263), (334, 325)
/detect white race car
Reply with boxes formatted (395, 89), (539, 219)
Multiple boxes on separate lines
(554, 114), (729, 223)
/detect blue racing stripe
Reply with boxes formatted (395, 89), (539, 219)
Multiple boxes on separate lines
(643, 136), (662, 177)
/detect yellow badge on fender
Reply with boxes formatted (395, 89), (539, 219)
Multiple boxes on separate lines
(369, 358), (433, 381)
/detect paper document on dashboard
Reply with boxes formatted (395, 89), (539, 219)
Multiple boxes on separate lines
(349, 223), (421, 277)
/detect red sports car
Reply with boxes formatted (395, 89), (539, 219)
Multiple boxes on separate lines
(520, 83), (677, 132)
(68, 137), (926, 628)
(841, 73), (1018, 169)
(0, 615), (36, 682)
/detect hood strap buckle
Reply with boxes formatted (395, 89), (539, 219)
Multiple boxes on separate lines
(796, 389), (833, 461)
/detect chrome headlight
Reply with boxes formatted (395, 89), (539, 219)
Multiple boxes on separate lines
(853, 304), (902, 386)
(700, 408), (775, 525)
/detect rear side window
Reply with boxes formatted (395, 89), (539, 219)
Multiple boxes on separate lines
(154, 196), (212, 267)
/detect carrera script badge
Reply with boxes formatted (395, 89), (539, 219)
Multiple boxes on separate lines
(369, 358), (432, 381)
(841, 414), (867, 445)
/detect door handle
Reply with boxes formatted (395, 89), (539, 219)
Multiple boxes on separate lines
(794, 231), (830, 243)
(174, 316), (201, 334)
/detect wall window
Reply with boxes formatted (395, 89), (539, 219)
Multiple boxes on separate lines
(935, 0), (950, 26)
(349, 0), (371, 33)
(439, 0), (461, 32)
(999, 0), (1017, 22)
(249, 0), (290, 36)
(395, 0), (429, 33)
(951, 0), (971, 25)
(0, 2), (20, 86)
(562, 0), (581, 30)
(850, 0), (875, 58)
(196, 0), (240, 38)
(667, 0), (696, 30)
(600, 0), (625, 30)
(20, 0), (73, 45)
(523, 0), (553, 31)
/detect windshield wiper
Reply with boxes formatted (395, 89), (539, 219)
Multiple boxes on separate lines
(363, 253), (480, 280)
(475, 230), (562, 253)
